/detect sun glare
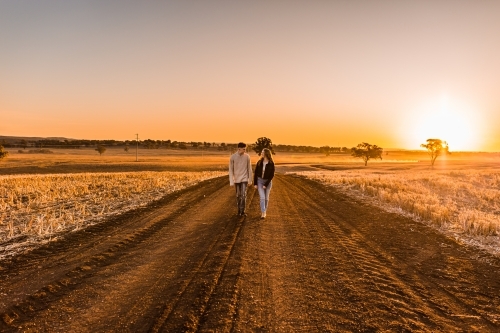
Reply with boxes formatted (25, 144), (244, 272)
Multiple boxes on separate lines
(404, 95), (483, 151)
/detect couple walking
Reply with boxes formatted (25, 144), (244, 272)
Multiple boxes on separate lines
(229, 142), (275, 218)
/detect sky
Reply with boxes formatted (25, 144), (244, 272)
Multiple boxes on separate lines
(1, 1), (500, 151)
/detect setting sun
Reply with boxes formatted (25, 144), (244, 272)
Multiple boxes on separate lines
(403, 95), (483, 151)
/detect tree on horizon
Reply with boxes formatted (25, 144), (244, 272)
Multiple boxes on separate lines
(351, 142), (383, 166)
(95, 145), (106, 156)
(421, 138), (450, 167)
(253, 137), (276, 156)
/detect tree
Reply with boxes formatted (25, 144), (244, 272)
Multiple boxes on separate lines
(95, 145), (106, 156)
(351, 142), (383, 166)
(144, 139), (156, 149)
(21, 139), (28, 149)
(421, 138), (450, 167)
(320, 146), (331, 156)
(124, 145), (129, 152)
(253, 137), (275, 156)
(0, 145), (9, 160)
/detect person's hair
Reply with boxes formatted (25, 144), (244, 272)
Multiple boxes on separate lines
(237, 142), (246, 148)
(260, 148), (274, 163)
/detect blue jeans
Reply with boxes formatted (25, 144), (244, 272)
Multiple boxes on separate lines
(257, 177), (272, 213)
(234, 182), (248, 213)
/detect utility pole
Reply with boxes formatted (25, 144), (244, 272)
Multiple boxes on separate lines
(135, 134), (139, 162)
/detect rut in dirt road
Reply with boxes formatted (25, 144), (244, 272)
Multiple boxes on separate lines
(1, 175), (499, 332)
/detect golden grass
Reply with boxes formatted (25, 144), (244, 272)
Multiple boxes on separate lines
(293, 168), (500, 237)
(0, 148), (233, 174)
(0, 171), (225, 242)
(3, 146), (498, 175)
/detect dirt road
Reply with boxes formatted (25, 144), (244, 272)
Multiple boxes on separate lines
(1, 175), (499, 332)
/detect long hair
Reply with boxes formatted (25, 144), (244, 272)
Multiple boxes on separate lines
(260, 148), (274, 163)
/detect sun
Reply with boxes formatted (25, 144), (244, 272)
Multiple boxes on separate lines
(403, 95), (483, 151)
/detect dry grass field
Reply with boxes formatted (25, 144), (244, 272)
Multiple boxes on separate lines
(0, 146), (354, 174)
(2, 146), (497, 174)
(0, 170), (225, 258)
(0, 147), (231, 174)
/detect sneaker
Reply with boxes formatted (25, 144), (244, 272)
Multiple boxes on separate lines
(241, 212), (247, 217)
(260, 213), (265, 219)
(263, 212), (266, 218)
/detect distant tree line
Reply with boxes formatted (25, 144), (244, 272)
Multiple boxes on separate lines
(0, 138), (126, 149)
(0, 138), (352, 154)
(274, 145), (350, 154)
(0, 136), (451, 166)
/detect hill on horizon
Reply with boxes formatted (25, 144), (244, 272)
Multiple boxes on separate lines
(0, 135), (75, 142)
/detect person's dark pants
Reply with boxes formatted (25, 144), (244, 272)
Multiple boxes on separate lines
(234, 182), (248, 214)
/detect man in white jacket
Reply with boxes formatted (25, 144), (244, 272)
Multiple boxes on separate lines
(229, 142), (253, 216)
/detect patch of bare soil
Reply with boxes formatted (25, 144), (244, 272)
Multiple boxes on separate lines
(0, 175), (499, 332)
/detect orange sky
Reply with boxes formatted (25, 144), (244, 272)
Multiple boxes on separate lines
(1, 1), (500, 151)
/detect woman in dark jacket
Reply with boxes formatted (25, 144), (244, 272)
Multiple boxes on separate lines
(253, 148), (275, 218)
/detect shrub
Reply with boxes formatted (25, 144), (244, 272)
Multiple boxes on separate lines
(0, 145), (9, 160)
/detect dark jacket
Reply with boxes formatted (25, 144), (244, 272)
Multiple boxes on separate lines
(254, 159), (275, 187)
